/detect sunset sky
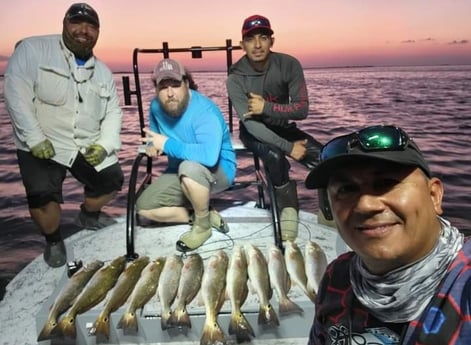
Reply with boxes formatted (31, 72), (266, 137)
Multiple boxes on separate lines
(1, 0), (470, 73)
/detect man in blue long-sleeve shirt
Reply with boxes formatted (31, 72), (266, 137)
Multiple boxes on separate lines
(136, 58), (236, 252)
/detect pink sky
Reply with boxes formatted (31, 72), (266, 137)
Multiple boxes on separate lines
(1, 0), (470, 73)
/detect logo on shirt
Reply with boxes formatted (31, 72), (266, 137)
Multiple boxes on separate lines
(328, 324), (400, 345)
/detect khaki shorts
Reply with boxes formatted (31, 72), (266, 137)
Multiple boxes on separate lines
(136, 161), (230, 211)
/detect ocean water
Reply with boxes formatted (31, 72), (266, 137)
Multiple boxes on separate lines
(0, 65), (470, 296)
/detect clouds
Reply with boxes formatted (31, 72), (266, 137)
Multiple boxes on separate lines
(448, 40), (469, 45)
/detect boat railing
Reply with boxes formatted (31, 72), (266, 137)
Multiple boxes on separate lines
(122, 39), (282, 260)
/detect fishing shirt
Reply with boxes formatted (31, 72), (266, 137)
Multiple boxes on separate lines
(148, 90), (236, 184)
(226, 52), (309, 155)
(308, 237), (471, 345)
(4, 34), (122, 172)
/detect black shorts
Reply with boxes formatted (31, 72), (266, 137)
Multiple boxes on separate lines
(17, 150), (124, 209)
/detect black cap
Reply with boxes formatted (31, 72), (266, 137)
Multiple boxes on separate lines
(305, 130), (431, 189)
(64, 3), (99, 28)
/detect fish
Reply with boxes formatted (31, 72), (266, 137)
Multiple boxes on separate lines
(267, 244), (303, 316)
(200, 249), (229, 345)
(226, 245), (255, 343)
(244, 243), (279, 327)
(37, 260), (104, 341)
(304, 240), (328, 300)
(167, 253), (204, 329)
(157, 254), (183, 330)
(55, 255), (127, 338)
(117, 257), (166, 332)
(94, 255), (150, 339)
(284, 240), (316, 303)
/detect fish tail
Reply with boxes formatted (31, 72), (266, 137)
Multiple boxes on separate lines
(228, 311), (255, 343)
(117, 311), (138, 332)
(37, 320), (57, 341)
(200, 319), (226, 345)
(257, 303), (279, 327)
(278, 296), (304, 316)
(57, 315), (77, 338)
(168, 307), (192, 329)
(94, 312), (111, 339)
(160, 310), (172, 330)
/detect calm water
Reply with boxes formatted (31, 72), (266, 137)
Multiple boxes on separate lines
(1, 65), (470, 295)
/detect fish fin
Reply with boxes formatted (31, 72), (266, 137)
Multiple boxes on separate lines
(228, 311), (255, 342)
(278, 296), (304, 316)
(160, 310), (172, 330)
(201, 319), (226, 345)
(168, 307), (192, 329)
(57, 314), (77, 338)
(37, 319), (57, 341)
(94, 311), (110, 339)
(117, 311), (138, 332)
(257, 303), (280, 327)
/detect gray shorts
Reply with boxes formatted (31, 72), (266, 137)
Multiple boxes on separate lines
(136, 161), (230, 211)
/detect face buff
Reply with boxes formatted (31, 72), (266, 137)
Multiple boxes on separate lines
(350, 217), (463, 322)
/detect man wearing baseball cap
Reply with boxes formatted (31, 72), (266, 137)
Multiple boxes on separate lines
(4, 3), (123, 267)
(136, 58), (236, 252)
(227, 14), (323, 242)
(305, 125), (470, 344)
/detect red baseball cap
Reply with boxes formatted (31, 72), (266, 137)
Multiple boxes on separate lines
(242, 15), (274, 37)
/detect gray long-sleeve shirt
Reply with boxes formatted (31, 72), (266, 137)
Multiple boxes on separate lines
(226, 51), (309, 154)
(4, 34), (122, 171)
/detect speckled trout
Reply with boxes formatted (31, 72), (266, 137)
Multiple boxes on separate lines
(285, 240), (315, 303)
(117, 257), (166, 332)
(94, 255), (150, 339)
(37, 260), (104, 341)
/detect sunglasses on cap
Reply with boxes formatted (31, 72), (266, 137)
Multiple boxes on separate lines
(243, 17), (271, 31)
(320, 125), (411, 161)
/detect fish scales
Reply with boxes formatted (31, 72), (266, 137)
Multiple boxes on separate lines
(37, 260), (104, 341)
(285, 240), (316, 303)
(226, 245), (255, 343)
(267, 244), (303, 316)
(117, 257), (166, 332)
(56, 255), (127, 338)
(157, 254), (183, 330)
(200, 250), (229, 345)
(168, 253), (204, 329)
(245, 243), (279, 327)
(94, 255), (150, 339)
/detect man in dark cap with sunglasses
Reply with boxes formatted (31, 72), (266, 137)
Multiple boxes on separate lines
(305, 125), (470, 344)
(227, 14), (323, 242)
(4, 3), (124, 268)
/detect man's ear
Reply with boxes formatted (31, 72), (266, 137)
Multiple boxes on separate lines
(429, 177), (444, 215)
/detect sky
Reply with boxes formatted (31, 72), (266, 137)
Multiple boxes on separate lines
(0, 0), (470, 74)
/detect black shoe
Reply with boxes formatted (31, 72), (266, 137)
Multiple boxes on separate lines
(44, 240), (66, 268)
(75, 209), (116, 230)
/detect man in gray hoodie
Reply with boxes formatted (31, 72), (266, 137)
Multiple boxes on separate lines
(227, 14), (322, 241)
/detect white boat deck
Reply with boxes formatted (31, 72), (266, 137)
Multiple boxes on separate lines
(0, 202), (346, 345)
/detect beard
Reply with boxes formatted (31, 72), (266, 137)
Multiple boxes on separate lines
(159, 90), (190, 117)
(62, 26), (97, 60)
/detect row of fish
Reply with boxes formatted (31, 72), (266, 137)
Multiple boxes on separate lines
(37, 240), (328, 344)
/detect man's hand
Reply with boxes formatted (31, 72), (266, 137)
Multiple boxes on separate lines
(143, 127), (168, 152)
(83, 144), (107, 166)
(290, 139), (308, 161)
(31, 139), (55, 159)
(243, 92), (265, 118)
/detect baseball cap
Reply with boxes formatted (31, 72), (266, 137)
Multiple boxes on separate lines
(242, 15), (274, 38)
(65, 3), (100, 28)
(151, 59), (186, 85)
(305, 125), (431, 189)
